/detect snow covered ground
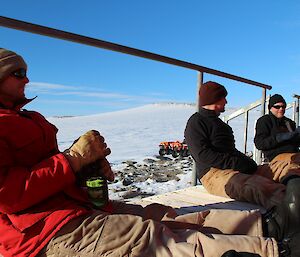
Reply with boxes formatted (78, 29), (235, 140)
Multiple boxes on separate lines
(48, 104), (195, 164)
(48, 103), (294, 199)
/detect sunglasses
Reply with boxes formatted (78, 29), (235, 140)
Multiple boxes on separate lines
(11, 68), (27, 79)
(272, 105), (286, 110)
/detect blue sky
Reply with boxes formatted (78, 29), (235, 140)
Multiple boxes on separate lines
(1, 1), (300, 116)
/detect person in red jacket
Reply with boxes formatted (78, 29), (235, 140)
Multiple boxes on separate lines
(0, 48), (299, 257)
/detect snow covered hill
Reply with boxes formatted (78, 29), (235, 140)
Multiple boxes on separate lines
(48, 103), (196, 164)
(47, 103), (294, 200)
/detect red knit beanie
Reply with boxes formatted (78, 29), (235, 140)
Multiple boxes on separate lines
(199, 81), (228, 106)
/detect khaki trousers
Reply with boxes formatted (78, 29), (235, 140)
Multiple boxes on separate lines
(201, 153), (300, 210)
(38, 202), (278, 257)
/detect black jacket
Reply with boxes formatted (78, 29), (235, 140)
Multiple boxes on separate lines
(184, 108), (257, 179)
(254, 113), (300, 161)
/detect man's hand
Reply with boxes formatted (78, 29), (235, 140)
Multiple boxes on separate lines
(75, 158), (114, 183)
(276, 131), (298, 143)
(64, 130), (111, 173)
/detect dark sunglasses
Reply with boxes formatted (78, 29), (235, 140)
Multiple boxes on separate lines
(11, 68), (27, 79)
(272, 105), (286, 110)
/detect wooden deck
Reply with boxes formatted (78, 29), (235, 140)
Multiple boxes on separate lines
(128, 185), (265, 215)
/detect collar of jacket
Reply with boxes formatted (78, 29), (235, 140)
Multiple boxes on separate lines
(199, 107), (219, 118)
(0, 96), (37, 111)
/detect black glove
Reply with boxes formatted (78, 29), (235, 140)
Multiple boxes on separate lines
(221, 250), (261, 257)
(276, 131), (298, 143)
(233, 151), (257, 174)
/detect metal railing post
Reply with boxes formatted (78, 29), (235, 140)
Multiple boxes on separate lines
(293, 94), (300, 126)
(256, 88), (267, 164)
(243, 111), (249, 154)
(192, 71), (203, 186)
(297, 99), (300, 126)
(293, 101), (296, 122)
(261, 88), (267, 116)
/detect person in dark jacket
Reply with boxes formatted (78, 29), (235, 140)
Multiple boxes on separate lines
(254, 94), (300, 162)
(185, 81), (300, 245)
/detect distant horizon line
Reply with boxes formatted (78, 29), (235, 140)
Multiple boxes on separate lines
(47, 102), (243, 119)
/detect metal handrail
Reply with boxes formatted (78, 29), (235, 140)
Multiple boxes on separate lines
(222, 97), (270, 123)
(0, 15), (272, 90)
(222, 97), (270, 156)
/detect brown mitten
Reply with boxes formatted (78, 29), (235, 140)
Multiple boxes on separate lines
(64, 130), (111, 173)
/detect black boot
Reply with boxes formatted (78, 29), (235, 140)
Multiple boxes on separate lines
(283, 177), (300, 234)
(263, 205), (287, 241)
(278, 232), (300, 257)
(221, 250), (261, 257)
(263, 177), (300, 241)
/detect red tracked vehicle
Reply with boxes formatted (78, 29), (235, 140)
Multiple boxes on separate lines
(159, 140), (189, 158)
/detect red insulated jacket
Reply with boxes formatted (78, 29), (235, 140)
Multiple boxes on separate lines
(0, 100), (90, 257)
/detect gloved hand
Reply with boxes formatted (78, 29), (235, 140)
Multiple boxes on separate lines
(233, 151), (257, 174)
(64, 130), (111, 173)
(276, 131), (297, 143)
